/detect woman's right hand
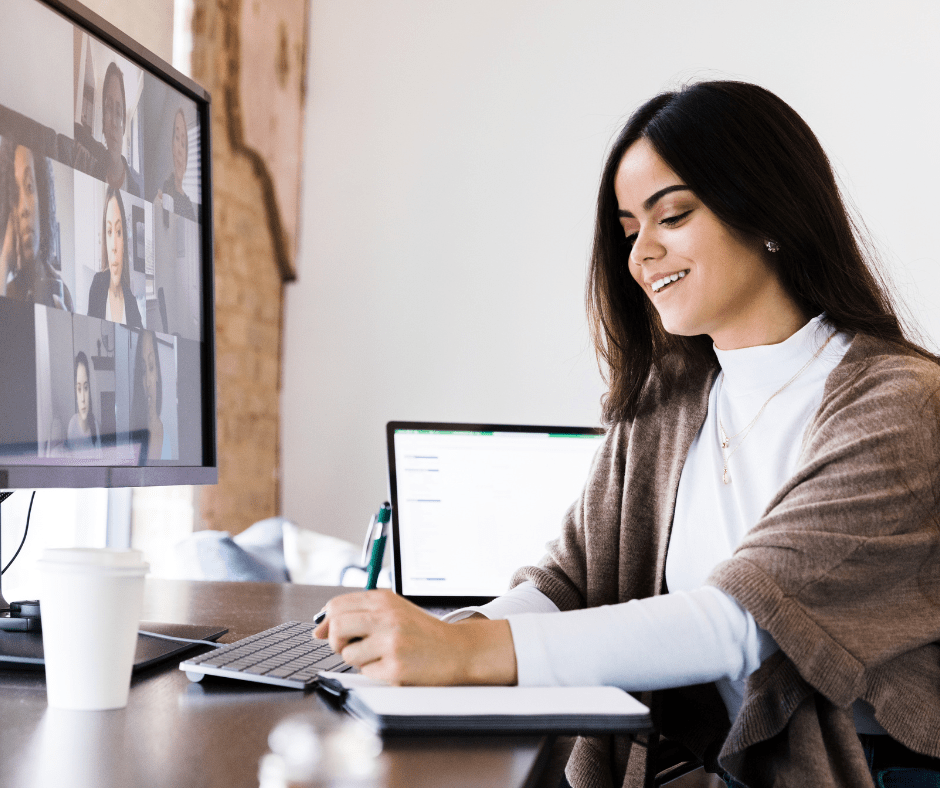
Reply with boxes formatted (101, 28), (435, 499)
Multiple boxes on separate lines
(314, 589), (518, 686)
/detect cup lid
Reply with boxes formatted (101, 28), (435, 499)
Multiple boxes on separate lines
(39, 548), (148, 570)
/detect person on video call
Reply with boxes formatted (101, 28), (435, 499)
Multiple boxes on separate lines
(0, 136), (12, 297)
(315, 82), (940, 787)
(0, 139), (73, 310)
(98, 62), (142, 198)
(154, 108), (195, 221)
(65, 351), (100, 454)
(87, 185), (143, 328)
(132, 330), (168, 461)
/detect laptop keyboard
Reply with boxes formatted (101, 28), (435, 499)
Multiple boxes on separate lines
(180, 620), (351, 689)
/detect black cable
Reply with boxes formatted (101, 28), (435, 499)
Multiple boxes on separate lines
(138, 630), (223, 648)
(1, 491), (36, 576)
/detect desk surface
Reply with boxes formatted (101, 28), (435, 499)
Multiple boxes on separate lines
(0, 578), (550, 788)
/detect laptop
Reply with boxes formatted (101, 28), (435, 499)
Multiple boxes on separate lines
(386, 421), (606, 613)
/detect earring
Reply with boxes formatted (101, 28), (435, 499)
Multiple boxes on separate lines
(765, 240), (780, 253)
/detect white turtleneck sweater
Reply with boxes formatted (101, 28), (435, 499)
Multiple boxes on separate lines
(446, 316), (883, 732)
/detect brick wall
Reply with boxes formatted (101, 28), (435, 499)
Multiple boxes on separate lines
(190, 0), (286, 533)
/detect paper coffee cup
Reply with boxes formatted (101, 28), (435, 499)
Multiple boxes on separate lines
(38, 548), (149, 710)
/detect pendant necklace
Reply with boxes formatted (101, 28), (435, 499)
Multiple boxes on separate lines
(717, 331), (834, 485)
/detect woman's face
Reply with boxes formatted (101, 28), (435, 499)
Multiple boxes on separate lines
(76, 362), (90, 425)
(172, 112), (188, 185)
(106, 196), (123, 288)
(142, 336), (158, 413)
(614, 138), (800, 350)
(13, 146), (40, 264)
(102, 74), (125, 155)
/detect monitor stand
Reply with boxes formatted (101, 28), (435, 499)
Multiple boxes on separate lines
(0, 492), (41, 634)
(0, 491), (12, 612)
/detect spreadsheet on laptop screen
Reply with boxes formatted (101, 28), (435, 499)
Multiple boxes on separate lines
(392, 428), (605, 598)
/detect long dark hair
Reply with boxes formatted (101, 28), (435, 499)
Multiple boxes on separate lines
(588, 80), (936, 424)
(101, 185), (130, 291)
(73, 351), (98, 446)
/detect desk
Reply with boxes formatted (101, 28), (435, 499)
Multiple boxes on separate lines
(0, 579), (553, 788)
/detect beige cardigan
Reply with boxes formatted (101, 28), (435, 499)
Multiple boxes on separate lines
(512, 333), (940, 788)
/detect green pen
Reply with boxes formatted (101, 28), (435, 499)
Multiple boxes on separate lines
(365, 502), (391, 590)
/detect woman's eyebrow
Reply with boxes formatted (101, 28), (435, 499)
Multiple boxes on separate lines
(618, 185), (692, 218)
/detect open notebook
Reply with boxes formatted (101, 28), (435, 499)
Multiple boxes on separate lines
(317, 671), (652, 735)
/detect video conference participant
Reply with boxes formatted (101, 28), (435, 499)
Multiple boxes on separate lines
(65, 350), (99, 454)
(154, 108), (195, 221)
(0, 136), (11, 296)
(87, 185), (142, 328)
(131, 329), (170, 461)
(0, 139), (73, 310)
(315, 81), (940, 787)
(98, 62), (142, 198)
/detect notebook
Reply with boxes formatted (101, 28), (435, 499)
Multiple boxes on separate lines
(317, 670), (651, 735)
(386, 421), (605, 611)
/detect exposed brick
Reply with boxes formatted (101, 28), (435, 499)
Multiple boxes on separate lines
(190, 0), (298, 535)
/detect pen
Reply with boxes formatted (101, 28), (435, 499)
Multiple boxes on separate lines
(365, 502), (391, 591)
(314, 502), (392, 627)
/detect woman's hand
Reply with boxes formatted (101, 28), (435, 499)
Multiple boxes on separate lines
(313, 590), (517, 686)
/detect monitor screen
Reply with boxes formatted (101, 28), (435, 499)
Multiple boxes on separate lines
(0, 0), (216, 487)
(388, 424), (605, 601)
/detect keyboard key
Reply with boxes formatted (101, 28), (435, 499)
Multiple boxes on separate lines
(313, 654), (346, 672)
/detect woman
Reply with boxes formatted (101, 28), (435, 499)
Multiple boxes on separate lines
(1, 140), (73, 310)
(131, 330), (166, 461)
(88, 185), (143, 328)
(98, 62), (142, 197)
(154, 108), (196, 221)
(315, 82), (940, 787)
(66, 351), (99, 453)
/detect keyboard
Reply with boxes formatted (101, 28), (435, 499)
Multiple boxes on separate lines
(179, 620), (352, 689)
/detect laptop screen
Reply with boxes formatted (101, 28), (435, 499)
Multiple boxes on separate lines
(387, 422), (605, 604)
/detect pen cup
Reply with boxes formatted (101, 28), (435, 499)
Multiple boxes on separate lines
(38, 548), (149, 710)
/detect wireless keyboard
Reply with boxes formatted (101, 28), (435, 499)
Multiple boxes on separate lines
(180, 620), (351, 689)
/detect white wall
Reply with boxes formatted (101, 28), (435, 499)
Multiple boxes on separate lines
(282, 0), (940, 542)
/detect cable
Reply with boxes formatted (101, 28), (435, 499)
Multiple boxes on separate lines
(138, 630), (223, 648)
(0, 654), (44, 666)
(1, 491), (35, 576)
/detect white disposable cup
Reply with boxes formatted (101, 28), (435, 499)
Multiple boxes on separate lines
(38, 548), (149, 710)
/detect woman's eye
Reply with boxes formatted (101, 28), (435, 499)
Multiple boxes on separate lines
(660, 210), (692, 227)
(624, 232), (638, 246)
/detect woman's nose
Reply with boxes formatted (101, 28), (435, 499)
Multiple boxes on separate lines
(630, 230), (663, 265)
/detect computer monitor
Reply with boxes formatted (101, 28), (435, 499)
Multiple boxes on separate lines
(0, 0), (217, 612)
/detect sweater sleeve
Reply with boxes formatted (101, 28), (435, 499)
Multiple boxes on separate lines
(507, 585), (777, 691)
(708, 350), (940, 707)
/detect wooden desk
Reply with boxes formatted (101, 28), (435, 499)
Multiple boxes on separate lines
(0, 579), (551, 788)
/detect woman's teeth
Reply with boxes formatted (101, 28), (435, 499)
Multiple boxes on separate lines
(651, 270), (688, 293)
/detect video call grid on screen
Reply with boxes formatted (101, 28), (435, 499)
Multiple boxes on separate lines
(390, 427), (606, 600)
(0, 0), (213, 473)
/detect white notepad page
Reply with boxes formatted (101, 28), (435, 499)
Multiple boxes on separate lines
(318, 672), (650, 718)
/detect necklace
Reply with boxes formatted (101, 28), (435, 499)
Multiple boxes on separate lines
(717, 331), (834, 485)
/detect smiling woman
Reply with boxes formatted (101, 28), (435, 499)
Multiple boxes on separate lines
(314, 81), (940, 788)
